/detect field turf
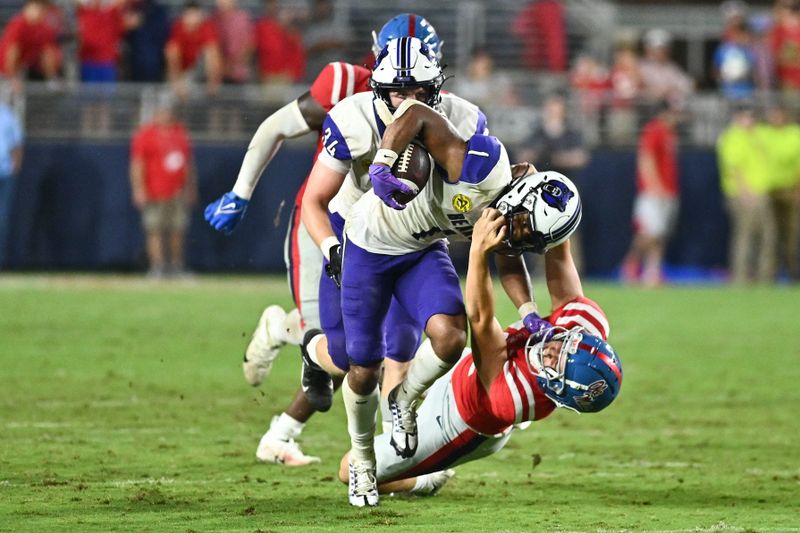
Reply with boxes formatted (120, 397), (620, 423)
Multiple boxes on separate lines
(1, 275), (799, 532)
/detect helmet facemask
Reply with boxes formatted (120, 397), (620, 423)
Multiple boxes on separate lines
(525, 327), (579, 396)
(494, 171), (582, 255)
(505, 209), (548, 254)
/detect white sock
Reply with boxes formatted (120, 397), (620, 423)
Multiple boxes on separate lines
(305, 332), (325, 367)
(411, 473), (433, 494)
(380, 396), (391, 434)
(395, 340), (453, 404)
(342, 378), (378, 464)
(266, 412), (304, 441)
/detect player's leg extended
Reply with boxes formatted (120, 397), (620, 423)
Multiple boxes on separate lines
(340, 239), (399, 507)
(244, 207), (312, 386)
(297, 246), (352, 412)
(253, 211), (324, 465)
(388, 242), (467, 457)
(380, 299), (422, 432)
(339, 374), (507, 496)
(257, 335), (344, 466)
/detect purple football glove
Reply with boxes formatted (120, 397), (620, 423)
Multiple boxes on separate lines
(369, 163), (413, 210)
(523, 312), (551, 341)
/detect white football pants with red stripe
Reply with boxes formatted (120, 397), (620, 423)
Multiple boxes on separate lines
(374, 368), (513, 483)
(283, 208), (323, 330)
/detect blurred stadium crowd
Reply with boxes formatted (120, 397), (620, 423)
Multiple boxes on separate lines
(0, 0), (799, 283)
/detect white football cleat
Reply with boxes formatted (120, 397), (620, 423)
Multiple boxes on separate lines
(348, 460), (379, 507)
(256, 432), (321, 466)
(243, 305), (291, 386)
(283, 308), (304, 346)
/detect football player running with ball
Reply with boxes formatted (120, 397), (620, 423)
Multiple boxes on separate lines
(302, 63), (582, 504)
(204, 15), (445, 466)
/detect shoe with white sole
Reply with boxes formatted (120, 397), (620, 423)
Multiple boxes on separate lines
(256, 431), (321, 466)
(243, 305), (302, 386)
(387, 384), (418, 458)
(348, 460), (379, 507)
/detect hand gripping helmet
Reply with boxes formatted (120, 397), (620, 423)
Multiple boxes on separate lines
(372, 13), (442, 59)
(370, 37), (445, 110)
(526, 328), (623, 413)
(494, 171), (582, 254)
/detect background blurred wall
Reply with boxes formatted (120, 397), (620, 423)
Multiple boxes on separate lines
(5, 142), (727, 277)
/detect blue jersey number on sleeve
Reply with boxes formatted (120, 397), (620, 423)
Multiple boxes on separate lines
(322, 115), (353, 161)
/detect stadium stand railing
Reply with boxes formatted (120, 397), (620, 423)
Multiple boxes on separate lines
(0, 0), (771, 147)
(9, 81), (744, 149)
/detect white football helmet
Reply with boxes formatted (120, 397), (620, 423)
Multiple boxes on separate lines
(494, 171), (582, 254)
(370, 36), (445, 110)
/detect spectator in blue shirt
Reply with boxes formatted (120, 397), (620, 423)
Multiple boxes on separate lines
(0, 98), (23, 268)
(714, 17), (756, 100)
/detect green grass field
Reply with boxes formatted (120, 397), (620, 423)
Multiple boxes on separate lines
(1, 275), (799, 532)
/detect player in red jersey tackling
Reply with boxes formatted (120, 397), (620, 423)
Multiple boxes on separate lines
(334, 208), (623, 497)
(203, 14), (444, 466)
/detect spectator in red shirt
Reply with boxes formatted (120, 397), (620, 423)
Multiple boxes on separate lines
(130, 97), (198, 277)
(165, 1), (222, 98)
(512, 0), (567, 72)
(255, 0), (305, 84)
(77, 0), (139, 83)
(212, 0), (254, 84)
(621, 101), (681, 287)
(770, 0), (800, 94)
(0, 0), (60, 87)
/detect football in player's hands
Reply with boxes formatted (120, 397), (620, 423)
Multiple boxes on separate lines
(392, 142), (431, 204)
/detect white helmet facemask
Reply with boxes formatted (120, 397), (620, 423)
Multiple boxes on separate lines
(494, 171), (582, 254)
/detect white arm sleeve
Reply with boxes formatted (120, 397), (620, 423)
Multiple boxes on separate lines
(231, 100), (312, 200)
(317, 151), (352, 174)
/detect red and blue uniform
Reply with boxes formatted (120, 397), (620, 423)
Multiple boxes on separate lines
(374, 296), (610, 482)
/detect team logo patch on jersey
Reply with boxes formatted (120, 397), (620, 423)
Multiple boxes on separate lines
(574, 380), (608, 410)
(537, 179), (574, 212)
(452, 194), (472, 213)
